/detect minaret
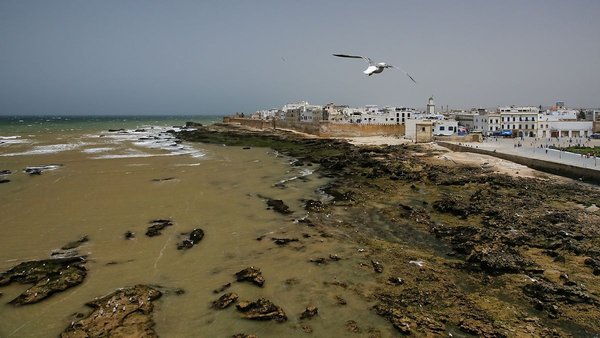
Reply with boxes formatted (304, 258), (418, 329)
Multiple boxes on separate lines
(427, 96), (435, 115)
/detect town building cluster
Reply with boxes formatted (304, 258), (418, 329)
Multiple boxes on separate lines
(246, 98), (600, 139)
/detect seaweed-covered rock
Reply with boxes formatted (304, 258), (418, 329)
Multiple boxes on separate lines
(371, 260), (384, 273)
(0, 256), (86, 305)
(236, 298), (287, 322)
(300, 306), (318, 320)
(266, 199), (293, 214)
(584, 257), (600, 275)
(234, 267), (265, 287)
(177, 228), (205, 250)
(212, 292), (238, 309)
(145, 219), (173, 237)
(466, 244), (531, 274)
(61, 285), (162, 338)
(271, 237), (299, 246)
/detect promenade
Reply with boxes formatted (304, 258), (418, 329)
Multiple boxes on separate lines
(455, 136), (600, 171)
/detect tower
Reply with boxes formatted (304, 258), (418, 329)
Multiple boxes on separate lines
(427, 96), (435, 115)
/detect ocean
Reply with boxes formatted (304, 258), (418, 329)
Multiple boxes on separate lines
(0, 116), (391, 337)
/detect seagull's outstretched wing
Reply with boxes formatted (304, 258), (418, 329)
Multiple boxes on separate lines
(333, 54), (374, 66)
(389, 65), (417, 84)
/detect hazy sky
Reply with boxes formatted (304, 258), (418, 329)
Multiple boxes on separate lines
(1, 1), (599, 115)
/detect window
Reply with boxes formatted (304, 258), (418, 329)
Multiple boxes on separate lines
(439, 126), (445, 131)
(421, 127), (426, 132)
(449, 126), (454, 131)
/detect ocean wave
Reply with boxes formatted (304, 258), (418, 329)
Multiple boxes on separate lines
(98, 126), (205, 159)
(0, 135), (30, 146)
(81, 147), (114, 154)
(0, 142), (86, 156)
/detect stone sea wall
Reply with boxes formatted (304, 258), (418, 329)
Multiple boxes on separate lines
(222, 117), (405, 137)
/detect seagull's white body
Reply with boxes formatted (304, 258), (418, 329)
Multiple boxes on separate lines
(333, 54), (416, 83)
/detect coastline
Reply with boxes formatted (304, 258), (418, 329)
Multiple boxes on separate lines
(177, 122), (600, 337)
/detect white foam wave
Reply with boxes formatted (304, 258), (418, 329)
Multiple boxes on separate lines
(81, 147), (114, 154)
(0, 136), (31, 146)
(98, 126), (205, 159)
(0, 142), (86, 156)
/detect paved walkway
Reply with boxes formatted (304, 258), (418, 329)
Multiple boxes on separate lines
(454, 137), (600, 171)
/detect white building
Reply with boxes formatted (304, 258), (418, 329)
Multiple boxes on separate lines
(454, 111), (478, 131)
(281, 101), (322, 122)
(433, 120), (458, 136)
(498, 106), (540, 137)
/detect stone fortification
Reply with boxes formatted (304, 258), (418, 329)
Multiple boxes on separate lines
(223, 117), (405, 138)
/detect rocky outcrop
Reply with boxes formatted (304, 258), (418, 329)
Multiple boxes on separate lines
(145, 219), (173, 237)
(0, 256), (87, 305)
(234, 267), (265, 287)
(212, 292), (238, 309)
(236, 298), (287, 322)
(265, 198), (293, 214)
(177, 228), (205, 250)
(61, 285), (162, 338)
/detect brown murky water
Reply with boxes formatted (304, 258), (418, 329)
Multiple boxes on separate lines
(0, 128), (392, 337)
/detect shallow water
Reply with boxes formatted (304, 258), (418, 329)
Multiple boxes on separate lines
(0, 119), (392, 337)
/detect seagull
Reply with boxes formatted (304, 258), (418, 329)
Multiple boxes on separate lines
(333, 53), (416, 83)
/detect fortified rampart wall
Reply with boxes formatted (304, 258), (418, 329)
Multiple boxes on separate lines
(222, 117), (405, 137)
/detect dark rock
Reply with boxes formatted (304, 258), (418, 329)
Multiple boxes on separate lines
(151, 177), (176, 182)
(0, 179), (9, 184)
(271, 237), (299, 246)
(266, 198), (293, 214)
(466, 244), (531, 274)
(60, 285), (162, 338)
(584, 257), (600, 275)
(236, 298), (287, 322)
(108, 128), (125, 132)
(234, 267), (265, 287)
(61, 235), (89, 250)
(213, 282), (232, 294)
(329, 254), (341, 261)
(523, 278), (599, 317)
(371, 260), (384, 273)
(242, 146), (251, 150)
(212, 292), (238, 309)
(432, 196), (471, 218)
(177, 228), (205, 250)
(232, 334), (257, 338)
(25, 168), (42, 175)
(387, 277), (405, 286)
(309, 257), (327, 265)
(0, 169), (12, 175)
(145, 219), (173, 237)
(124, 231), (135, 240)
(0, 256), (87, 305)
(300, 306), (318, 320)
